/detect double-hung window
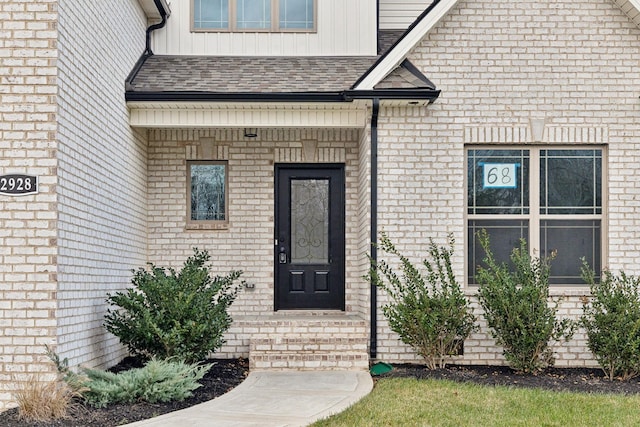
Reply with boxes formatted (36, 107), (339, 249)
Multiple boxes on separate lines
(193, 0), (316, 31)
(187, 161), (228, 227)
(467, 147), (603, 285)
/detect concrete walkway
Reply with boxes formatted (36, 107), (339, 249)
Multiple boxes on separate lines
(124, 370), (373, 427)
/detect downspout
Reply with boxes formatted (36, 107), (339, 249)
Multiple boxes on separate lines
(145, 0), (169, 56)
(370, 98), (380, 359)
(127, 0), (169, 90)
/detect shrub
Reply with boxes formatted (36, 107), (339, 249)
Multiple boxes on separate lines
(475, 229), (574, 373)
(14, 375), (79, 422)
(81, 359), (211, 409)
(105, 248), (242, 363)
(580, 261), (640, 380)
(369, 232), (477, 369)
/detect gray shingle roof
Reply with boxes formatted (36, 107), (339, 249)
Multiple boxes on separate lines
(127, 55), (378, 94)
(378, 30), (405, 55)
(374, 60), (435, 90)
(125, 31), (439, 99)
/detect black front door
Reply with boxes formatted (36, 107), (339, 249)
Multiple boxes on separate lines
(275, 164), (345, 310)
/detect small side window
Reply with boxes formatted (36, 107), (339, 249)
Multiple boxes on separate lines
(187, 161), (228, 228)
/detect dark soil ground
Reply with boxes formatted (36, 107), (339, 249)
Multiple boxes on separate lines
(0, 358), (249, 427)
(380, 363), (640, 395)
(3, 359), (640, 427)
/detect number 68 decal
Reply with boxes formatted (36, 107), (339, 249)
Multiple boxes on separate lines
(482, 164), (518, 189)
(0, 174), (39, 196)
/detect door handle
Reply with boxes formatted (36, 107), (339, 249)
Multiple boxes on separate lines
(279, 247), (287, 264)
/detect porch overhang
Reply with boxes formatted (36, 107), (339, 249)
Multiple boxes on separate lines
(127, 101), (372, 129)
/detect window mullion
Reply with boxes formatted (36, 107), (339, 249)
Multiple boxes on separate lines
(529, 149), (541, 258)
(273, 0), (279, 30)
(230, 0), (237, 31)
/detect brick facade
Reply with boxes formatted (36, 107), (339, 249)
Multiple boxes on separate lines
(373, 0), (640, 365)
(55, 0), (147, 371)
(3, 0), (640, 411)
(0, 0), (147, 410)
(0, 0), (59, 409)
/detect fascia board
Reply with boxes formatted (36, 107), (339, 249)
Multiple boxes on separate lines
(626, 0), (640, 25)
(355, 0), (460, 90)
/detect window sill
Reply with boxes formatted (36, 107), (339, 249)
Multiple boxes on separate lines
(185, 222), (229, 231)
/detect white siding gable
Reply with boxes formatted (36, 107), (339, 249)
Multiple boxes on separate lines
(151, 0), (377, 56)
(379, 0), (429, 29)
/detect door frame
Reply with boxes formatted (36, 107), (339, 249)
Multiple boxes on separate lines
(274, 163), (346, 311)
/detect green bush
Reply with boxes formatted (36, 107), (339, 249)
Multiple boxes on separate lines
(105, 249), (242, 363)
(369, 233), (477, 369)
(47, 348), (210, 409)
(580, 261), (640, 380)
(81, 359), (211, 409)
(475, 230), (574, 373)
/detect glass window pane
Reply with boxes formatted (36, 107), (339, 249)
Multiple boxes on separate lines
(190, 164), (226, 221)
(541, 220), (600, 285)
(468, 220), (529, 285)
(540, 149), (602, 214)
(467, 150), (530, 214)
(194, 0), (229, 29)
(291, 179), (329, 264)
(280, 0), (314, 29)
(237, 0), (271, 29)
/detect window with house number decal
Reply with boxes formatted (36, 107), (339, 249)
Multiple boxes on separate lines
(467, 148), (603, 285)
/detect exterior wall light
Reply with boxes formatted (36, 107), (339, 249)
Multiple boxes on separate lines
(244, 128), (258, 138)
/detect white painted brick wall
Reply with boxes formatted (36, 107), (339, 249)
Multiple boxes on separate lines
(373, 0), (640, 366)
(0, 0), (59, 410)
(55, 0), (148, 371)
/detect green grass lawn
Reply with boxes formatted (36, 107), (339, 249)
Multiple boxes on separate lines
(312, 378), (640, 427)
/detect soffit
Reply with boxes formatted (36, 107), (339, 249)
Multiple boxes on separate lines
(137, 0), (170, 19)
(127, 101), (370, 129)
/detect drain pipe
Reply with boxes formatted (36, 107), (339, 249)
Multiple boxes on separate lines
(145, 0), (169, 55)
(370, 97), (380, 359)
(127, 0), (169, 90)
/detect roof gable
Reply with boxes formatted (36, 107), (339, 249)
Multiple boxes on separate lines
(355, 0), (640, 91)
(353, 0), (461, 90)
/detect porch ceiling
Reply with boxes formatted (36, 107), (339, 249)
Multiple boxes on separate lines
(128, 101), (370, 129)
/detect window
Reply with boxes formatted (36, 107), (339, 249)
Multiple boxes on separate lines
(193, 0), (315, 31)
(467, 148), (603, 285)
(187, 161), (228, 227)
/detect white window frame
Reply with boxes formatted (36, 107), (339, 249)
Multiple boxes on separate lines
(465, 145), (606, 287)
(192, 0), (317, 33)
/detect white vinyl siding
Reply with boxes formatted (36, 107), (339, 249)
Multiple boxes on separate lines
(152, 0), (376, 56)
(379, 0), (429, 30)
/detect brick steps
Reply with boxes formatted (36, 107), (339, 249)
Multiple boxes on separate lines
(248, 314), (370, 370)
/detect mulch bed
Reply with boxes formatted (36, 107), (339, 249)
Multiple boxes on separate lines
(380, 363), (640, 395)
(0, 358), (249, 427)
(2, 358), (640, 427)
